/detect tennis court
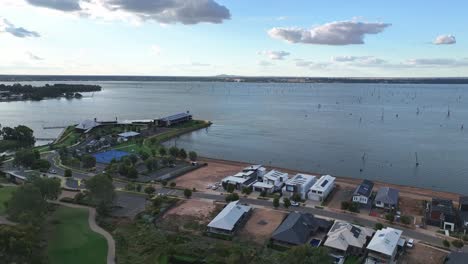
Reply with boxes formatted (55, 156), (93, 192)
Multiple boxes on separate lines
(93, 150), (130, 164)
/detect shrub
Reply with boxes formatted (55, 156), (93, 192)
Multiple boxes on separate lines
(385, 213), (395, 223)
(64, 169), (72, 178)
(341, 201), (350, 210)
(374, 223), (384, 230)
(144, 186), (156, 195)
(170, 182), (176, 188)
(451, 240), (464, 249)
(184, 189), (192, 199)
(161, 180), (168, 187)
(188, 151), (198, 161)
(241, 186), (252, 195)
(226, 184), (235, 193)
(283, 198), (291, 208)
(260, 190), (267, 197)
(443, 239), (450, 248)
(400, 215), (411, 225)
(273, 197), (280, 208)
(225, 193), (239, 202)
(291, 193), (301, 202)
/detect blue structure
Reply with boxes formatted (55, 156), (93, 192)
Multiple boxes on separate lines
(93, 150), (130, 164)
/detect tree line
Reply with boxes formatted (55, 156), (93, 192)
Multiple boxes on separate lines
(0, 83), (102, 100)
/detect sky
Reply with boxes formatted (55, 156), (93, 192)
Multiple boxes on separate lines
(0, 0), (467, 77)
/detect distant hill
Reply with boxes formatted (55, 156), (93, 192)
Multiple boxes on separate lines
(1, 75), (468, 84)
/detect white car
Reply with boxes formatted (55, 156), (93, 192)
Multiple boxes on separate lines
(407, 239), (414, 248)
(50, 169), (57, 174)
(290, 201), (300, 207)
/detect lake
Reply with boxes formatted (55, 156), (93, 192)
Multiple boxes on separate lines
(1, 81), (468, 194)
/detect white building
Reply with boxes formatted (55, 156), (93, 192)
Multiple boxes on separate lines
(242, 164), (266, 180)
(207, 201), (251, 235)
(283, 173), (316, 200)
(222, 176), (255, 190)
(324, 221), (374, 256)
(365, 227), (403, 264)
(308, 175), (336, 202)
(352, 180), (374, 205)
(252, 181), (274, 193)
(117, 131), (140, 142)
(263, 170), (288, 191)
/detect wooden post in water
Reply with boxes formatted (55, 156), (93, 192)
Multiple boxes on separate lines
(415, 152), (420, 167)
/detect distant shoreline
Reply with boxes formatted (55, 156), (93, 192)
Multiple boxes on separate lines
(2, 75), (468, 84)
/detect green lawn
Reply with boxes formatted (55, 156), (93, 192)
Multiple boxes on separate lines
(0, 186), (16, 215)
(48, 206), (107, 264)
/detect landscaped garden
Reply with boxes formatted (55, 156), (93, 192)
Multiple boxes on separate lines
(0, 186), (16, 215)
(47, 206), (107, 264)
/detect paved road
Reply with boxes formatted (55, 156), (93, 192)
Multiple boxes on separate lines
(157, 188), (460, 249)
(44, 152), (94, 179)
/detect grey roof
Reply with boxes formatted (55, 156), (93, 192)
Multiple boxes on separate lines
(459, 196), (468, 205)
(160, 112), (191, 122)
(444, 252), (468, 264)
(75, 119), (100, 131)
(431, 198), (455, 216)
(207, 201), (251, 231)
(118, 131), (140, 138)
(353, 179), (374, 197)
(271, 212), (332, 245)
(375, 187), (399, 205)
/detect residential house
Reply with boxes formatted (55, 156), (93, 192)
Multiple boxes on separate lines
(207, 201), (251, 235)
(309, 175), (336, 202)
(222, 175), (256, 191)
(426, 198), (456, 231)
(75, 119), (101, 133)
(374, 187), (399, 210)
(252, 181), (274, 194)
(117, 131), (140, 142)
(352, 179), (374, 205)
(262, 170), (288, 191)
(324, 221), (374, 257)
(242, 164), (266, 181)
(271, 212), (333, 247)
(366, 227), (403, 264)
(283, 173), (317, 200)
(458, 196), (468, 231)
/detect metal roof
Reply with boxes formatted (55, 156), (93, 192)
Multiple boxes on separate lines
(118, 131), (140, 138)
(375, 187), (399, 205)
(310, 175), (335, 192)
(353, 179), (374, 197)
(366, 227), (402, 256)
(286, 173), (316, 186)
(207, 201), (251, 231)
(271, 212), (332, 245)
(75, 119), (100, 131)
(324, 221), (374, 251)
(160, 112), (191, 122)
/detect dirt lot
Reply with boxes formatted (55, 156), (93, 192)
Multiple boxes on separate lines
(400, 243), (448, 264)
(164, 199), (215, 221)
(238, 208), (286, 244)
(327, 184), (354, 210)
(174, 159), (244, 191)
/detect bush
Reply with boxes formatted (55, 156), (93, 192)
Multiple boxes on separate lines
(260, 190), (267, 197)
(273, 197), (280, 208)
(241, 186), (252, 195)
(341, 201), (350, 210)
(400, 215), (411, 225)
(144, 186), (156, 195)
(226, 184), (235, 193)
(161, 180), (168, 187)
(385, 213), (395, 223)
(184, 189), (192, 199)
(283, 198), (291, 208)
(189, 151), (198, 161)
(443, 239), (450, 248)
(225, 193), (239, 202)
(291, 193), (301, 202)
(64, 169), (72, 178)
(170, 182), (176, 188)
(451, 240), (464, 249)
(374, 223), (384, 230)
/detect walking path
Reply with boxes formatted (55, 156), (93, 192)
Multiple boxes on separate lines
(50, 201), (116, 264)
(0, 215), (16, 225)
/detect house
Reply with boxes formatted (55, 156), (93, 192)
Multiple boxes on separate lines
(324, 221), (374, 257)
(374, 187), (399, 210)
(444, 252), (468, 264)
(75, 119), (101, 133)
(207, 201), (251, 235)
(352, 180), (374, 205)
(271, 212), (333, 247)
(426, 198), (456, 231)
(242, 164), (266, 180)
(283, 173), (316, 200)
(222, 175), (256, 191)
(458, 196), (468, 231)
(262, 170), (288, 191)
(117, 131), (141, 142)
(157, 112), (192, 127)
(252, 181), (274, 194)
(366, 227), (403, 264)
(309, 175), (336, 202)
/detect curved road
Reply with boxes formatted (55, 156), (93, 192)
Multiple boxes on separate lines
(51, 201), (116, 264)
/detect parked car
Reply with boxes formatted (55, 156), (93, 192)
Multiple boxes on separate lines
(49, 169), (57, 174)
(407, 239), (414, 248)
(291, 201), (299, 207)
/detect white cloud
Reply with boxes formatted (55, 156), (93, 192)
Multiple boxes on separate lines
(258, 50), (290, 60)
(332, 55), (387, 65)
(433, 34), (456, 45)
(25, 0), (81, 12)
(276, 16), (287, 21)
(21, 0), (231, 25)
(26, 51), (44, 60)
(257, 60), (274, 67)
(0, 18), (40, 38)
(268, 20), (390, 45)
(295, 59), (329, 69)
(150, 45), (161, 56)
(405, 58), (468, 67)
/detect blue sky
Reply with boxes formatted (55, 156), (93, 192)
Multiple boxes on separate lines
(0, 0), (467, 77)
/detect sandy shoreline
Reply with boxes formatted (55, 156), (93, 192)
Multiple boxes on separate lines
(198, 157), (461, 202)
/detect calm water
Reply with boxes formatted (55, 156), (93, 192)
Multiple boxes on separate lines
(1, 81), (468, 194)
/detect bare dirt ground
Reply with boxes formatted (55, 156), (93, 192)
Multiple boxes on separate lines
(400, 243), (448, 264)
(164, 199), (215, 221)
(327, 184), (354, 210)
(174, 159), (244, 191)
(238, 208), (286, 244)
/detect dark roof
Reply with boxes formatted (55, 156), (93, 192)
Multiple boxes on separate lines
(459, 196), (468, 205)
(375, 187), (399, 205)
(160, 113), (191, 122)
(271, 212), (332, 245)
(431, 198), (455, 216)
(353, 179), (374, 197)
(444, 252), (468, 264)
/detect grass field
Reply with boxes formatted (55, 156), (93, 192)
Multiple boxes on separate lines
(47, 206), (107, 264)
(0, 186), (16, 215)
